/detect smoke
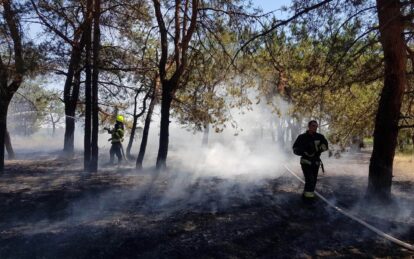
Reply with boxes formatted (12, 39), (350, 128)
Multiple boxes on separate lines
(9, 124), (128, 159)
(2, 97), (293, 234)
(135, 97), (290, 211)
(6, 93), (414, 246)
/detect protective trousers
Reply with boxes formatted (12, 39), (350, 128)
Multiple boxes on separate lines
(110, 142), (123, 164)
(301, 162), (320, 193)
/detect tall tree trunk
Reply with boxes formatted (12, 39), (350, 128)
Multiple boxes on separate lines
(152, 0), (199, 170)
(127, 90), (142, 159)
(289, 117), (302, 148)
(63, 68), (80, 154)
(270, 119), (276, 143)
(156, 82), (173, 170)
(0, 102), (9, 171)
(90, 0), (101, 172)
(287, 119), (293, 146)
(63, 106), (76, 154)
(202, 122), (209, 146)
(5, 130), (15, 159)
(64, 66), (82, 154)
(368, 0), (406, 199)
(1, 0), (24, 172)
(277, 119), (286, 148)
(63, 35), (86, 154)
(83, 0), (93, 171)
(136, 93), (156, 170)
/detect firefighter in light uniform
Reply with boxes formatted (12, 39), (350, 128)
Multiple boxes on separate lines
(292, 120), (328, 200)
(105, 115), (125, 165)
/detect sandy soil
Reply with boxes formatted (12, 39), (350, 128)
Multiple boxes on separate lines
(0, 150), (413, 258)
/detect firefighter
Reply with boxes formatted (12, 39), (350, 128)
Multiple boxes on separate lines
(292, 120), (328, 200)
(104, 115), (125, 165)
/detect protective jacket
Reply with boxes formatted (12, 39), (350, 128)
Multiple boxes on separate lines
(108, 122), (124, 144)
(293, 131), (328, 165)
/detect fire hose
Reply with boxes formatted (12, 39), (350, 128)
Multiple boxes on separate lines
(284, 165), (414, 251)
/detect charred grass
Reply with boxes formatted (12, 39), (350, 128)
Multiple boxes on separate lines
(0, 153), (413, 258)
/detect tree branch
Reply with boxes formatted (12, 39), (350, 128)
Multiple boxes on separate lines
(153, 0), (168, 81)
(30, 0), (75, 45)
(3, 0), (24, 93)
(232, 0), (334, 63)
(398, 124), (414, 129)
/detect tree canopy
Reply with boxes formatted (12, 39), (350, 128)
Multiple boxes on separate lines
(1, 0), (413, 199)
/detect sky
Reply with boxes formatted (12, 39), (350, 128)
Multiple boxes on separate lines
(251, 0), (292, 12)
(27, 0), (295, 91)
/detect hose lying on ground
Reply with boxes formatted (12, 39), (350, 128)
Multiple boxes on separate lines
(284, 165), (414, 251)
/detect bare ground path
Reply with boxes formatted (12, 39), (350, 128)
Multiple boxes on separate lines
(0, 150), (413, 258)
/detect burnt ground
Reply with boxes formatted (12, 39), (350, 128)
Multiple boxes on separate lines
(0, 151), (413, 258)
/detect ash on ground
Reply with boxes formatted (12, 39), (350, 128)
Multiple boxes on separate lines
(0, 151), (413, 258)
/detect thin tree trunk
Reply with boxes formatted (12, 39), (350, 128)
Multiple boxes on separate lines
(90, 0), (100, 172)
(5, 130), (15, 159)
(84, 0), (93, 171)
(156, 82), (173, 170)
(277, 119), (286, 148)
(368, 0), (406, 199)
(270, 120), (276, 143)
(136, 93), (156, 170)
(50, 113), (56, 136)
(0, 103), (8, 171)
(202, 122), (209, 146)
(127, 90), (141, 159)
(286, 119), (293, 145)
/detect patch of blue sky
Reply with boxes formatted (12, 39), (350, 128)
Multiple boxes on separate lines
(251, 0), (292, 16)
(30, 1), (295, 91)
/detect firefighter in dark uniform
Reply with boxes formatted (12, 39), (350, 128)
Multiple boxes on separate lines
(292, 120), (328, 200)
(105, 115), (125, 165)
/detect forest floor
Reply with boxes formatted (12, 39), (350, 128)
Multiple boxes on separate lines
(0, 149), (413, 258)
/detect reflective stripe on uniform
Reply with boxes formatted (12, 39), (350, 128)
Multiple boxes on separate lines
(300, 158), (320, 166)
(300, 158), (312, 165)
(314, 140), (320, 151)
(111, 129), (124, 143)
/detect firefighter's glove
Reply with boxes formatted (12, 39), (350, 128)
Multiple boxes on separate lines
(318, 143), (328, 152)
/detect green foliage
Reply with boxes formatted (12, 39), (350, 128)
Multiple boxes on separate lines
(173, 31), (233, 133)
(250, 7), (384, 146)
(397, 129), (414, 153)
(8, 81), (50, 136)
(172, 15), (258, 134)
(14, 0), (413, 154)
